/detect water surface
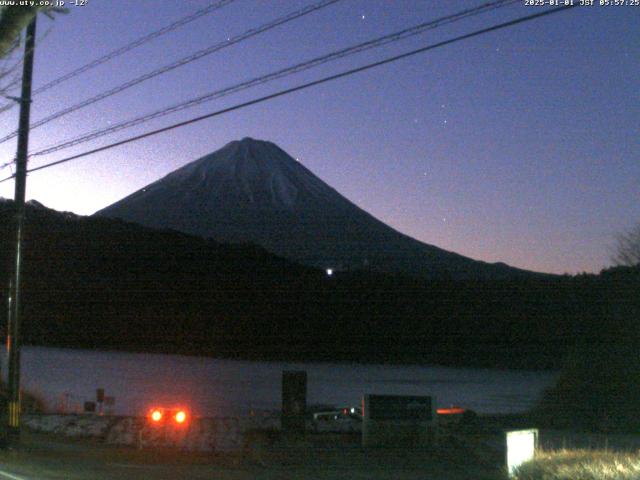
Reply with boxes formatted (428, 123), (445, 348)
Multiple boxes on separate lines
(2, 346), (556, 416)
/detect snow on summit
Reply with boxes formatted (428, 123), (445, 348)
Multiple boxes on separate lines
(96, 138), (537, 280)
(133, 138), (340, 212)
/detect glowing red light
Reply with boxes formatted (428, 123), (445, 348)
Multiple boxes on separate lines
(150, 409), (163, 422)
(174, 410), (187, 424)
(437, 407), (466, 415)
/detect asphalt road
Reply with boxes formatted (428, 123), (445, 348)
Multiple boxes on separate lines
(0, 432), (503, 479)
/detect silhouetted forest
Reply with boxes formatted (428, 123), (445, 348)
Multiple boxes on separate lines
(1, 200), (638, 371)
(532, 265), (640, 432)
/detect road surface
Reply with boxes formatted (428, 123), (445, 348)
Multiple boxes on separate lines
(0, 431), (502, 479)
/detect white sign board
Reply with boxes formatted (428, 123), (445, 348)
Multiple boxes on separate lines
(506, 429), (538, 476)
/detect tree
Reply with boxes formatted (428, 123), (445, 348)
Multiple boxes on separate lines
(532, 265), (640, 432)
(0, 7), (39, 59)
(612, 223), (640, 267)
(0, 6), (66, 116)
(0, 6), (37, 100)
(0, 6), (67, 56)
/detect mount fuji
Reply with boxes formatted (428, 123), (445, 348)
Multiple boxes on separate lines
(96, 137), (537, 279)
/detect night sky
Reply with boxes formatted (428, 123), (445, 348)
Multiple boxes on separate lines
(0, 0), (638, 275)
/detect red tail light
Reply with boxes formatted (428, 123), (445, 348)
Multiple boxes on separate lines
(149, 408), (163, 422)
(147, 407), (190, 426)
(174, 410), (187, 424)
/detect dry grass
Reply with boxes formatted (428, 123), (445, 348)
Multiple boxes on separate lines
(513, 449), (640, 480)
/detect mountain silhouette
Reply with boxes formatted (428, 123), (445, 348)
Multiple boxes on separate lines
(97, 137), (542, 279)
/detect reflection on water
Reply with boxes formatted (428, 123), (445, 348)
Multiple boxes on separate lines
(1, 346), (556, 416)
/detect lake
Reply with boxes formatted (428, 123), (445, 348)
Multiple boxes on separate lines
(1, 346), (556, 417)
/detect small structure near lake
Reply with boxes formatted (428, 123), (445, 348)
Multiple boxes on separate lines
(362, 394), (437, 447)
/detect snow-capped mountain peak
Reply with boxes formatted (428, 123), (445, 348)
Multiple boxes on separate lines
(96, 138), (537, 279)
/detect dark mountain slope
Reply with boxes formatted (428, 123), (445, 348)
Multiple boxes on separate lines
(96, 138), (544, 280)
(0, 199), (595, 369)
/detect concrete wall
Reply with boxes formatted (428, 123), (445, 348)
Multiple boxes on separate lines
(22, 413), (280, 452)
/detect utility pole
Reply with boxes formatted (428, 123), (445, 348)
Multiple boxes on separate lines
(6, 16), (37, 445)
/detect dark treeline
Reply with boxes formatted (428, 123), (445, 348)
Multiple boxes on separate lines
(1, 200), (638, 371)
(533, 265), (640, 432)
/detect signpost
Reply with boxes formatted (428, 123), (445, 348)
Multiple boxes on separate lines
(506, 429), (538, 476)
(362, 394), (437, 447)
(282, 371), (307, 435)
(96, 388), (105, 415)
(104, 396), (115, 415)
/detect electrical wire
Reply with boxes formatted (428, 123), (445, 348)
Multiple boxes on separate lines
(0, 4), (577, 185)
(0, 0), (236, 118)
(0, 158), (15, 172)
(31, 0), (518, 158)
(0, 22), (55, 113)
(0, 0), (342, 145)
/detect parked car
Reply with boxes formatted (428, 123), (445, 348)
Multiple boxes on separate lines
(311, 406), (362, 433)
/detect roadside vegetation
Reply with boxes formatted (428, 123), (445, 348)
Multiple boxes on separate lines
(512, 449), (640, 480)
(532, 265), (640, 434)
(0, 382), (45, 413)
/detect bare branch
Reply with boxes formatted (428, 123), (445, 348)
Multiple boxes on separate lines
(612, 223), (640, 267)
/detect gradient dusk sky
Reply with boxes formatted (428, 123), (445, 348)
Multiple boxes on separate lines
(0, 0), (638, 275)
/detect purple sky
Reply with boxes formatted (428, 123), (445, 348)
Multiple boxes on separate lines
(0, 0), (638, 275)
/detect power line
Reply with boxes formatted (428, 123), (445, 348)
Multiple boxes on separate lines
(0, 0), (237, 116)
(0, 5), (577, 185)
(0, 56), (24, 95)
(0, 23), (55, 110)
(30, 0), (518, 158)
(0, 0), (342, 145)
(0, 159), (14, 172)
